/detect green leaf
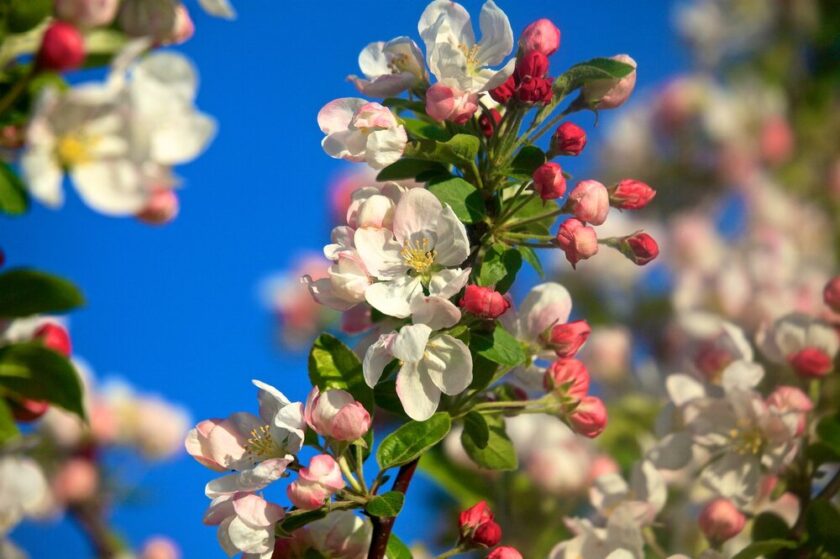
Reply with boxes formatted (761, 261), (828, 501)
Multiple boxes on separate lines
(377, 413), (452, 470)
(0, 163), (29, 215)
(508, 146), (546, 177)
(0, 342), (85, 419)
(304, 549), (329, 559)
(752, 512), (789, 542)
(554, 57), (635, 94)
(404, 134), (480, 168)
(806, 500), (840, 556)
(401, 118), (452, 141)
(0, 268), (85, 318)
(807, 442), (840, 467)
(507, 197), (558, 236)
(476, 244), (521, 293)
(278, 509), (328, 534)
(816, 414), (840, 455)
(427, 177), (486, 225)
(385, 534), (413, 559)
(381, 98), (427, 114)
(731, 539), (796, 559)
(461, 415), (517, 471)
(366, 491), (405, 518)
(6, 0), (52, 33)
(373, 378), (409, 418)
(376, 159), (449, 182)
(308, 333), (374, 413)
(0, 400), (20, 444)
(470, 325), (526, 368)
(418, 447), (489, 507)
(517, 246), (544, 277)
(463, 411), (489, 449)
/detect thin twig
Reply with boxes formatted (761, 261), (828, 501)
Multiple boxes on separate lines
(367, 459), (420, 559)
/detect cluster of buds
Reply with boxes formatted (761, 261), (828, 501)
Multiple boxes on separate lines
(458, 501), (522, 558)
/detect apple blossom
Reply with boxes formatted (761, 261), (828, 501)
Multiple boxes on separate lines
(355, 188), (471, 318)
(0, 456), (50, 532)
(767, 386), (813, 435)
(581, 54), (637, 109)
(295, 511), (373, 559)
(349, 37), (428, 97)
(609, 179), (656, 210)
(550, 122), (587, 156)
(488, 547), (523, 559)
(519, 18), (561, 56)
(568, 180), (610, 225)
(757, 313), (839, 378)
(198, 0), (236, 19)
(569, 396), (607, 438)
(544, 358), (590, 401)
(556, 218), (599, 267)
(304, 387), (371, 442)
(287, 454), (345, 510)
(318, 98), (407, 169)
(512, 51), (553, 104)
(141, 537), (181, 559)
(418, 0), (515, 93)
(204, 492), (283, 559)
(363, 297), (472, 420)
(549, 504), (645, 559)
(33, 322), (72, 356)
(55, 0), (119, 28)
(698, 498), (746, 544)
(824, 276), (840, 313)
(304, 250), (371, 312)
(37, 22), (85, 72)
(547, 320), (591, 358)
(532, 162), (567, 200)
(460, 285), (510, 319)
(590, 460), (666, 525)
(169, 5), (196, 45)
(51, 458), (99, 504)
(425, 83), (479, 124)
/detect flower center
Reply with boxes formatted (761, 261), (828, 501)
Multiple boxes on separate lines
(729, 421), (764, 455)
(401, 238), (436, 274)
(457, 43), (481, 74)
(388, 53), (411, 74)
(246, 425), (282, 459)
(56, 132), (99, 167)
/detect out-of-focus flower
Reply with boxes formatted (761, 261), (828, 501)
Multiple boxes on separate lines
(569, 396), (607, 438)
(533, 162), (567, 200)
(581, 326), (631, 383)
(757, 313), (839, 378)
(198, 0), (236, 19)
(519, 18), (561, 56)
(590, 460), (666, 525)
(318, 99), (407, 170)
(33, 322), (72, 356)
(118, 0), (179, 41)
(581, 54), (637, 109)
(488, 546), (523, 559)
(418, 0), (515, 94)
(141, 536), (181, 559)
(550, 122), (586, 156)
(287, 454), (345, 510)
(556, 218), (599, 267)
(460, 285), (510, 319)
(766, 386), (813, 436)
(51, 458), (99, 504)
(349, 38), (427, 97)
(699, 498), (746, 544)
(136, 187), (179, 225)
(304, 387), (371, 442)
(37, 22), (85, 72)
(0, 456), (50, 533)
(479, 108), (502, 138)
(204, 492), (282, 559)
(568, 180), (609, 225)
(825, 276), (840, 313)
(292, 511), (372, 559)
(55, 0), (119, 28)
(168, 5), (195, 45)
(549, 504), (644, 559)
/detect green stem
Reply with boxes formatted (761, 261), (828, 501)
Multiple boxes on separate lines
(495, 181), (534, 225)
(355, 444), (369, 494)
(527, 104), (576, 144)
(435, 545), (467, 559)
(0, 68), (35, 117)
(499, 207), (564, 231)
(338, 455), (364, 494)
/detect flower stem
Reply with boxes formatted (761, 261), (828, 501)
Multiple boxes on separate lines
(367, 459), (420, 559)
(435, 544), (467, 559)
(338, 455), (364, 494)
(355, 444), (369, 494)
(0, 67), (35, 118)
(499, 207), (565, 231)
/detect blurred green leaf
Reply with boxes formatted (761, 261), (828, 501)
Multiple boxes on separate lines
(517, 245), (544, 277)
(463, 411), (489, 449)
(752, 512), (789, 542)
(0, 400), (20, 443)
(461, 415), (517, 471)
(806, 500), (840, 556)
(385, 534), (413, 559)
(404, 134), (479, 168)
(0, 268), (85, 318)
(470, 325), (526, 368)
(418, 446), (488, 508)
(476, 244), (521, 293)
(0, 162), (28, 215)
(731, 539), (796, 559)
(377, 158), (449, 182)
(6, 0), (51, 33)
(554, 57), (635, 94)
(508, 146), (546, 178)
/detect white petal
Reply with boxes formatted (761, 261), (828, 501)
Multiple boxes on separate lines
(303, 276), (358, 311)
(70, 159), (147, 215)
(475, 0), (513, 67)
(318, 98), (366, 135)
(418, 0), (474, 48)
(630, 460), (666, 515)
(411, 295), (461, 330)
(433, 203), (471, 266)
(702, 454), (760, 507)
(392, 324), (432, 362)
(364, 276), (422, 318)
(665, 373), (706, 406)
(199, 0), (236, 19)
(428, 268), (471, 299)
(354, 228), (406, 280)
(150, 113), (216, 165)
(393, 188), (442, 246)
(519, 283), (572, 342)
(226, 516), (272, 555)
(365, 127), (407, 169)
(421, 334), (472, 395)
(646, 432), (694, 470)
(721, 360), (764, 393)
(21, 149), (63, 208)
(396, 360), (441, 421)
(363, 332), (396, 386)
(358, 41), (390, 77)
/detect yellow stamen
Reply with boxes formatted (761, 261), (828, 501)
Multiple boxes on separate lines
(400, 238), (436, 274)
(728, 420), (764, 455)
(457, 43), (481, 73)
(245, 425), (281, 459)
(56, 133), (99, 167)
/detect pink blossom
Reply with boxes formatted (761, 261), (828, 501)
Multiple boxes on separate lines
(555, 218), (598, 267)
(425, 84), (479, 125)
(460, 285), (511, 319)
(546, 320), (591, 358)
(304, 387), (371, 441)
(569, 396), (607, 438)
(581, 54), (637, 109)
(824, 276), (840, 313)
(52, 458), (99, 504)
(550, 122), (586, 156)
(567, 180), (609, 225)
(519, 19), (561, 56)
(141, 537), (180, 559)
(544, 358), (590, 400)
(532, 162), (567, 200)
(488, 546), (523, 559)
(698, 498), (746, 544)
(766, 386), (813, 436)
(136, 188), (179, 225)
(287, 454), (346, 510)
(33, 322), (72, 357)
(610, 179), (656, 210)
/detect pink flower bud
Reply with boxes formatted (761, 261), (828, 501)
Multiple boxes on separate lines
(304, 387), (372, 441)
(37, 22), (85, 72)
(55, 0), (119, 28)
(472, 520), (502, 548)
(426, 84), (479, 125)
(555, 219), (599, 267)
(532, 162), (567, 200)
(767, 386), (813, 436)
(544, 358), (590, 400)
(141, 537), (181, 559)
(567, 180), (609, 225)
(546, 320), (591, 358)
(610, 179), (656, 210)
(489, 76), (516, 104)
(569, 396), (607, 438)
(516, 76), (553, 104)
(551, 122), (586, 156)
(459, 501), (494, 533)
(519, 19), (561, 56)
(7, 397), (49, 422)
(168, 5), (195, 45)
(788, 347), (833, 378)
(759, 115), (794, 166)
(479, 109), (502, 138)
(460, 285), (511, 319)
(34, 322), (72, 356)
(589, 455), (620, 480)
(52, 458), (99, 504)
(287, 454), (345, 510)
(824, 276), (840, 313)
(488, 546), (523, 559)
(621, 232), (659, 265)
(581, 54), (637, 109)
(515, 51), (550, 81)
(137, 188), (179, 226)
(698, 498), (746, 544)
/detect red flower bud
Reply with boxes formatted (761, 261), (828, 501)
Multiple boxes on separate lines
(519, 19), (561, 56)
(478, 109), (502, 139)
(459, 500), (494, 532)
(34, 323), (72, 356)
(556, 218), (598, 267)
(569, 396), (607, 438)
(532, 162), (566, 200)
(37, 22), (85, 72)
(546, 320), (591, 357)
(544, 358), (590, 400)
(6, 397), (49, 422)
(472, 520), (502, 547)
(489, 76), (516, 104)
(621, 232), (659, 265)
(515, 51), (549, 81)
(516, 76), (553, 104)
(459, 501), (501, 547)
(488, 547), (523, 559)
(824, 276), (840, 313)
(699, 498), (746, 544)
(460, 285), (511, 319)
(551, 122), (586, 156)
(788, 347), (833, 378)
(137, 188), (180, 225)
(610, 179), (656, 210)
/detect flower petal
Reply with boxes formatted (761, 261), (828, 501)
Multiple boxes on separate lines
(364, 275), (422, 318)
(363, 332), (396, 386)
(396, 360), (441, 421)
(392, 188), (442, 247)
(421, 334), (472, 396)
(433, 203), (470, 266)
(411, 295), (461, 330)
(392, 324), (432, 362)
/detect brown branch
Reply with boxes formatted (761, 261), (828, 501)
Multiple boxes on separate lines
(367, 459), (420, 559)
(68, 501), (122, 559)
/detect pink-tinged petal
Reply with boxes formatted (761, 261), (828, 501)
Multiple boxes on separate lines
(363, 333), (396, 387)
(433, 204), (470, 266)
(322, 129), (367, 162)
(203, 494), (235, 526)
(185, 419), (227, 471)
(392, 324), (432, 362)
(364, 275), (423, 318)
(226, 515), (273, 554)
(354, 228), (406, 280)
(392, 188), (442, 246)
(232, 493), (284, 527)
(411, 296), (461, 330)
(324, 226), (355, 261)
(303, 276), (359, 311)
(350, 73), (418, 98)
(365, 127), (407, 169)
(421, 334), (473, 396)
(428, 268), (471, 299)
(317, 98), (366, 134)
(205, 414), (257, 469)
(357, 41), (390, 77)
(519, 283), (572, 342)
(287, 478), (329, 510)
(425, 83), (456, 121)
(205, 457), (292, 497)
(396, 360), (441, 421)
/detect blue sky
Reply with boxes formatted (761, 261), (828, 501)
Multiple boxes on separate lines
(5, 0), (685, 556)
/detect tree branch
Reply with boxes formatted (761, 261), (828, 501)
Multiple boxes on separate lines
(367, 459), (420, 559)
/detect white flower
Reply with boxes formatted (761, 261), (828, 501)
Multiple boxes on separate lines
(418, 0), (515, 93)
(363, 297), (471, 420)
(0, 456), (50, 534)
(199, 0), (236, 19)
(203, 493), (283, 559)
(756, 313), (839, 377)
(589, 461), (666, 525)
(355, 188), (471, 318)
(348, 37), (428, 97)
(299, 511), (373, 559)
(549, 504), (645, 559)
(318, 99), (407, 169)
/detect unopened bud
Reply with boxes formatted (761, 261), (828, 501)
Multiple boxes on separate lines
(550, 122), (586, 156)
(460, 285), (511, 319)
(544, 358), (590, 400)
(488, 547), (523, 559)
(567, 180), (609, 225)
(532, 162), (566, 200)
(555, 218), (598, 267)
(788, 347), (833, 378)
(34, 322), (72, 356)
(569, 396), (607, 438)
(519, 19), (561, 56)
(546, 320), (591, 357)
(580, 54), (637, 109)
(137, 189), (179, 226)
(609, 179), (656, 210)
(619, 232), (659, 265)
(698, 498), (746, 544)
(824, 276), (840, 313)
(37, 22), (85, 72)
